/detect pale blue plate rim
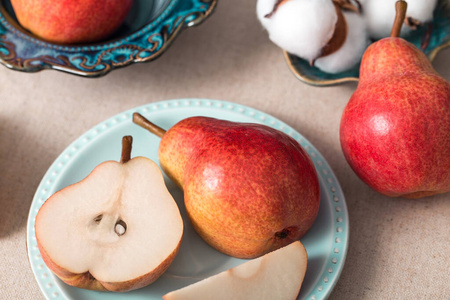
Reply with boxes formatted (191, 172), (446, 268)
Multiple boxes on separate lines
(26, 99), (349, 300)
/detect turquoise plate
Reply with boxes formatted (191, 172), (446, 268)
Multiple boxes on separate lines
(26, 99), (349, 300)
(285, 0), (450, 86)
(0, 0), (217, 77)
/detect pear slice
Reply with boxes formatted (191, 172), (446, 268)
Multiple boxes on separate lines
(163, 241), (308, 300)
(35, 136), (183, 292)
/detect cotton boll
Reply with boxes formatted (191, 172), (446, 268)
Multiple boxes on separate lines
(314, 11), (369, 74)
(256, 0), (277, 29)
(257, 0), (338, 62)
(364, 0), (438, 40)
(404, 0), (438, 23)
(364, 0), (397, 39)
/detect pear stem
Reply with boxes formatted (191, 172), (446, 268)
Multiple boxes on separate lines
(132, 112), (167, 138)
(390, 0), (407, 38)
(120, 135), (133, 164)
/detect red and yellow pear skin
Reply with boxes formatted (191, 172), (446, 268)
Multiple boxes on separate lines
(10, 0), (133, 44)
(159, 117), (320, 258)
(340, 38), (450, 198)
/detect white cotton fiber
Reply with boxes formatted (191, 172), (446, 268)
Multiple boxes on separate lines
(363, 0), (438, 39)
(257, 0), (338, 62)
(404, 0), (438, 23)
(256, 0), (277, 29)
(314, 11), (370, 74)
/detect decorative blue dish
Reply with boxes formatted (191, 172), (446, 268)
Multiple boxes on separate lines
(285, 0), (450, 86)
(0, 0), (217, 77)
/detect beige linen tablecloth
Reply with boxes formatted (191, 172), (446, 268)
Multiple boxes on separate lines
(1, 1), (449, 299)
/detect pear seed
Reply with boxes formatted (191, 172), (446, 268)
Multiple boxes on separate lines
(93, 215), (103, 224)
(115, 220), (127, 236)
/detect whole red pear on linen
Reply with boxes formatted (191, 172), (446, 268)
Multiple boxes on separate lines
(340, 1), (450, 198)
(10, 0), (133, 44)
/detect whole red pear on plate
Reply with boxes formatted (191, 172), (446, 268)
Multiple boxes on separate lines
(134, 113), (320, 259)
(340, 0), (450, 198)
(10, 0), (133, 44)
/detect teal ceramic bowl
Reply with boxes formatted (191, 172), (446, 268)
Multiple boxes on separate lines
(285, 0), (450, 86)
(0, 0), (217, 77)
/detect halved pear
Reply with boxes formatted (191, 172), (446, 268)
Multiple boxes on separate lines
(35, 136), (183, 292)
(163, 241), (308, 300)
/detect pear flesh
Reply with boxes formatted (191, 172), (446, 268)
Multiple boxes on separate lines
(163, 241), (308, 300)
(35, 156), (184, 291)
